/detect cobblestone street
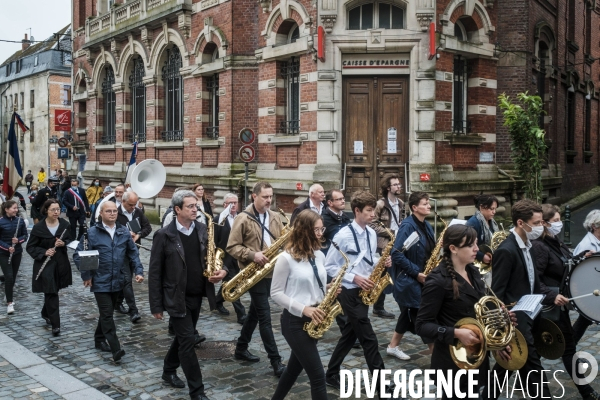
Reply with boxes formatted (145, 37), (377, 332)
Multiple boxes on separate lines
(0, 229), (598, 400)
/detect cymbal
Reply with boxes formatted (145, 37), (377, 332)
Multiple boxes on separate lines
(533, 318), (565, 360)
(494, 329), (528, 371)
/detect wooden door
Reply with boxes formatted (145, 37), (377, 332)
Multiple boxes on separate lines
(343, 76), (408, 199)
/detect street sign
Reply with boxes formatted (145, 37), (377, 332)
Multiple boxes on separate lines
(239, 145), (255, 163)
(239, 128), (255, 145)
(55, 110), (71, 130)
(58, 137), (68, 148)
(57, 148), (69, 159)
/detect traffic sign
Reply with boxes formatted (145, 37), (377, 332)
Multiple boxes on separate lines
(239, 145), (255, 163)
(57, 148), (69, 159)
(239, 128), (255, 145)
(58, 137), (68, 148)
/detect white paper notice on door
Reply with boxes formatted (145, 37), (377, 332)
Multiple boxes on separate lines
(354, 141), (364, 154)
(387, 141), (397, 154)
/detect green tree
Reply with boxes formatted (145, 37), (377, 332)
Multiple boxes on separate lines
(498, 92), (547, 202)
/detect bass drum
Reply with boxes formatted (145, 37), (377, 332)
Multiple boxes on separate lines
(564, 255), (600, 324)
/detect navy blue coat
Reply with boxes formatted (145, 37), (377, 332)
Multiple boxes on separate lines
(390, 215), (435, 308)
(0, 216), (29, 256)
(465, 214), (495, 261)
(62, 187), (90, 218)
(73, 223), (143, 293)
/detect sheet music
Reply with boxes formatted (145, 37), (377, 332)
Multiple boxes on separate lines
(67, 240), (79, 250)
(511, 294), (545, 319)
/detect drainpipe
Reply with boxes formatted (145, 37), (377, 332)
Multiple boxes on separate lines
(47, 73), (51, 173)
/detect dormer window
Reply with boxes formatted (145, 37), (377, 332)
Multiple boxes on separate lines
(348, 2), (404, 30)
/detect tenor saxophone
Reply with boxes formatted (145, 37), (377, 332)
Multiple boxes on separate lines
(199, 210), (225, 278)
(359, 222), (394, 305)
(304, 242), (350, 339)
(423, 211), (448, 275)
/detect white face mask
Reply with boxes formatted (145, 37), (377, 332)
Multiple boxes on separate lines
(548, 221), (563, 236)
(524, 223), (544, 241)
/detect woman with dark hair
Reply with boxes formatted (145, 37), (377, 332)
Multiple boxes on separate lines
(0, 200), (29, 315)
(416, 225), (512, 399)
(192, 184), (213, 224)
(270, 209), (335, 400)
(531, 204), (599, 400)
(27, 199), (72, 336)
(86, 178), (103, 207)
(466, 194), (499, 265)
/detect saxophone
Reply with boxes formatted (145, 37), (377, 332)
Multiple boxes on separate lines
(359, 222), (394, 305)
(304, 242), (350, 339)
(199, 210), (225, 278)
(423, 212), (448, 275)
(221, 210), (293, 302)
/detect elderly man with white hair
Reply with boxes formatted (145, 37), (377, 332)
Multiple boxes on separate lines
(290, 183), (325, 224)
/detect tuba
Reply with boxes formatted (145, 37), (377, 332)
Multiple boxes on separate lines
(221, 210), (293, 302)
(359, 222), (394, 305)
(304, 242), (350, 339)
(423, 212), (449, 275)
(199, 210), (225, 278)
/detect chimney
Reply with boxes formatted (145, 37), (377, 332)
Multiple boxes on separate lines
(22, 34), (31, 50)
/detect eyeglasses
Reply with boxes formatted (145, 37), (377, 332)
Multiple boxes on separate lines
(184, 204), (198, 210)
(47, 208), (60, 213)
(314, 227), (326, 234)
(332, 197), (345, 202)
(103, 210), (119, 214)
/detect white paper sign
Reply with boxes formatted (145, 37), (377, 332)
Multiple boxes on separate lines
(387, 141), (397, 154)
(354, 141), (363, 154)
(67, 240), (80, 250)
(448, 219), (467, 227)
(387, 127), (397, 140)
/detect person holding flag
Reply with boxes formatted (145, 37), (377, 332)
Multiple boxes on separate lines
(62, 179), (90, 240)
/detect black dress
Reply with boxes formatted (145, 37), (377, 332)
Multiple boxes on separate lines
(416, 261), (489, 399)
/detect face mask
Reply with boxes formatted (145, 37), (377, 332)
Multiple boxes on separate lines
(524, 223), (544, 241)
(548, 221), (563, 236)
(94, 182), (100, 186)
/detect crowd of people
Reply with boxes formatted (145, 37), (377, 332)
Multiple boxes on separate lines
(0, 171), (599, 400)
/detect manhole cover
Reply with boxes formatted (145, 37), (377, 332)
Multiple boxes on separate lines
(195, 340), (237, 360)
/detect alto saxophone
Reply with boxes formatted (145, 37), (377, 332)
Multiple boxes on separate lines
(221, 210), (293, 302)
(359, 222), (394, 305)
(304, 242), (350, 339)
(199, 210), (225, 278)
(423, 211), (448, 275)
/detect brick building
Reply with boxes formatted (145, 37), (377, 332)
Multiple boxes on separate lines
(0, 26), (73, 181)
(70, 0), (598, 217)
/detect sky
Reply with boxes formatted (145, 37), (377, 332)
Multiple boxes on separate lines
(0, 0), (72, 63)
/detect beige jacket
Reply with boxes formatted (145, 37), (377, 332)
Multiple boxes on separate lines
(226, 204), (284, 277)
(370, 197), (404, 251)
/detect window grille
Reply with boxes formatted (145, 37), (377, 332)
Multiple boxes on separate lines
(128, 56), (146, 143)
(161, 47), (183, 142)
(101, 66), (116, 144)
(280, 57), (300, 135)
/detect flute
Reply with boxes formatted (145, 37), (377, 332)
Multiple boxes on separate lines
(8, 217), (21, 264)
(35, 229), (67, 281)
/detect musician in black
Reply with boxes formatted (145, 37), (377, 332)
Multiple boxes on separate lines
(321, 189), (350, 255)
(531, 204), (599, 400)
(465, 194), (499, 265)
(62, 179), (90, 241)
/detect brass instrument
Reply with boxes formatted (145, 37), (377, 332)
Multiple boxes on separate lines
(199, 210), (225, 278)
(304, 242), (350, 339)
(423, 212), (448, 275)
(221, 210), (293, 302)
(359, 222), (394, 305)
(278, 208), (291, 234)
(473, 225), (509, 275)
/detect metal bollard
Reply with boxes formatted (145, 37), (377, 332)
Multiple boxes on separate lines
(563, 205), (572, 246)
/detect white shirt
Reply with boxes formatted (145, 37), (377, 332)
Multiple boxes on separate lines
(176, 219), (195, 236)
(388, 197), (400, 231)
(310, 200), (323, 215)
(271, 251), (327, 317)
(47, 224), (59, 236)
(103, 223), (117, 239)
(121, 207), (134, 222)
(325, 221), (380, 289)
(115, 199), (122, 208)
(574, 232), (600, 255)
(510, 228), (535, 294)
(218, 206), (236, 227)
(256, 211), (271, 247)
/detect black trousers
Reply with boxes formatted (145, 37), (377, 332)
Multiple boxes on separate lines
(164, 295), (205, 397)
(41, 293), (60, 329)
(215, 263), (246, 318)
(236, 278), (281, 361)
(93, 292), (121, 354)
(395, 306), (434, 344)
(0, 253), (22, 303)
(68, 214), (86, 241)
(26, 182), (31, 194)
(326, 288), (385, 385)
(272, 310), (327, 400)
(373, 292), (386, 310)
(485, 314), (551, 400)
(573, 314), (594, 344)
(116, 261), (138, 314)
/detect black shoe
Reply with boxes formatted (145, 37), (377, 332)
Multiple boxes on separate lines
(237, 315), (247, 325)
(194, 333), (206, 346)
(272, 360), (285, 377)
(583, 391), (600, 400)
(52, 328), (60, 336)
(216, 304), (230, 315)
(234, 349), (260, 362)
(43, 317), (51, 326)
(115, 304), (129, 314)
(112, 349), (125, 362)
(129, 312), (141, 323)
(161, 373), (186, 388)
(95, 342), (111, 352)
(326, 375), (342, 389)
(373, 308), (395, 319)
(352, 339), (361, 349)
(191, 395), (210, 400)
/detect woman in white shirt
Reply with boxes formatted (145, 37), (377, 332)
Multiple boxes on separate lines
(270, 209), (336, 400)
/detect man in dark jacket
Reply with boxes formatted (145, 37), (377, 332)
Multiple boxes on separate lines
(149, 190), (227, 400)
(32, 177), (58, 211)
(321, 189), (351, 255)
(115, 190), (152, 322)
(290, 183), (325, 223)
(25, 170), (34, 194)
(62, 179), (90, 240)
(74, 200), (143, 363)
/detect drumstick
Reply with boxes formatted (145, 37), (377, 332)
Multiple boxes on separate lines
(568, 290), (600, 301)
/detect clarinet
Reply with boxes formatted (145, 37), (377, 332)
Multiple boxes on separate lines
(8, 217), (21, 264)
(35, 229), (67, 280)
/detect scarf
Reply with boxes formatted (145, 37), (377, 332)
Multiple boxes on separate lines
(474, 209), (499, 245)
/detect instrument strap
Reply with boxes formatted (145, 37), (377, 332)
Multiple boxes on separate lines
(387, 198), (400, 227)
(545, 241), (571, 293)
(347, 225), (374, 266)
(243, 207), (277, 249)
(308, 257), (325, 295)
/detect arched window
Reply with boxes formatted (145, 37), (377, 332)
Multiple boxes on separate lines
(348, 2), (404, 30)
(161, 46), (183, 141)
(454, 19), (466, 41)
(289, 25), (300, 43)
(453, 55), (468, 134)
(101, 65), (116, 144)
(129, 56), (146, 143)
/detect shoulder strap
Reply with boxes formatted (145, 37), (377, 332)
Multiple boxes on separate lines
(308, 257), (325, 295)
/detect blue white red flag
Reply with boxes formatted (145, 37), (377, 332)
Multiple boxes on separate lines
(3, 112), (25, 198)
(129, 141), (138, 167)
(124, 141), (138, 184)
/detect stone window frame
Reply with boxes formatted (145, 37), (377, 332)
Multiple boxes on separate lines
(452, 55), (469, 135)
(346, 0), (405, 30)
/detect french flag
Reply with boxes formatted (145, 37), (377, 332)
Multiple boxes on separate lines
(2, 113), (25, 198)
(124, 141), (138, 184)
